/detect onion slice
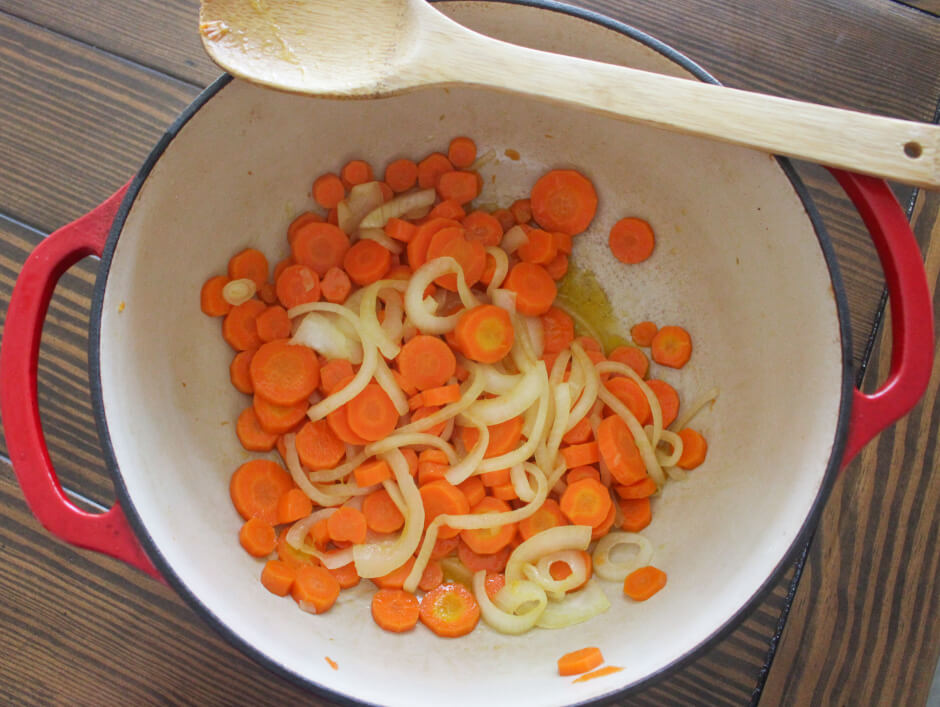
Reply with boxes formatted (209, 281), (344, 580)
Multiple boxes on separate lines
(592, 531), (654, 582)
(535, 580), (611, 629)
(359, 188), (436, 230)
(505, 524), (592, 584)
(474, 571), (547, 635)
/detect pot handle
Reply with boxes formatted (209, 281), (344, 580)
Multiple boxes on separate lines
(0, 183), (161, 580)
(829, 169), (935, 469)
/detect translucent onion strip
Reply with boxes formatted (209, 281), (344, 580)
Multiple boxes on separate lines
(359, 187), (436, 229)
(358, 227), (403, 255)
(444, 415), (489, 485)
(475, 573), (548, 635)
(463, 363), (542, 426)
(595, 360), (663, 445)
(403, 257), (478, 334)
(352, 449), (425, 578)
(478, 369), (550, 473)
(525, 549), (589, 595)
(484, 246), (509, 295)
(374, 356), (409, 416)
(535, 580), (611, 629)
(538, 382), (571, 472)
(565, 343), (599, 433)
(338, 181), (384, 234)
(222, 278), (256, 305)
(596, 385), (666, 487)
(308, 451), (368, 483)
(672, 387), (720, 431)
(505, 524), (592, 584)
(285, 509), (355, 569)
(655, 428), (684, 468)
(592, 531), (654, 582)
(291, 312), (363, 364)
(501, 225), (529, 254)
(283, 432), (350, 507)
(366, 433), (456, 462)
(510, 463), (539, 503)
(359, 280), (408, 360)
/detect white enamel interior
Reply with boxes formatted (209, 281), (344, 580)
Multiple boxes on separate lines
(97, 3), (844, 705)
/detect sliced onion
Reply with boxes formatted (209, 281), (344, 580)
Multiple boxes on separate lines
(510, 463), (538, 503)
(505, 524), (592, 584)
(523, 316), (544, 359)
(366, 433), (456, 462)
(291, 311), (363, 364)
(359, 188), (436, 229)
(338, 181), (384, 234)
(359, 280), (408, 360)
(463, 363), (542, 426)
(444, 415), (489, 485)
(475, 571), (547, 635)
(655, 427), (684, 468)
(393, 373), (486, 437)
(565, 342), (599, 432)
(484, 246), (509, 295)
(501, 225), (529, 254)
(379, 288), (404, 345)
(596, 360), (663, 444)
(490, 288), (517, 316)
(473, 362), (522, 395)
(597, 385), (666, 487)
(537, 382), (571, 473)
(592, 531), (654, 582)
(282, 432), (350, 507)
(374, 355), (409, 416)
(285, 509), (356, 569)
(358, 227), (403, 254)
(404, 257), (477, 334)
(222, 277), (256, 305)
(523, 548), (589, 595)
(353, 449), (425, 578)
(535, 580), (611, 629)
(307, 451), (368, 483)
(478, 368), (550, 472)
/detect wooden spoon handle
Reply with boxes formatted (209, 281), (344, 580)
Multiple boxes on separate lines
(427, 25), (939, 188)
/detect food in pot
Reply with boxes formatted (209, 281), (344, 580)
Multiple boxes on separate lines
(199, 136), (715, 638)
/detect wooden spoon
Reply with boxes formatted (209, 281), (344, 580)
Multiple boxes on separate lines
(198, 0), (939, 188)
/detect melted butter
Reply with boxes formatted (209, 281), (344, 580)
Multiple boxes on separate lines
(556, 262), (628, 354)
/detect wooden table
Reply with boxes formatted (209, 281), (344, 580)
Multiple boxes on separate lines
(0, 1), (937, 704)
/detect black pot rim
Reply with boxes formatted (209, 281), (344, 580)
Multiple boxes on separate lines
(88, 1), (853, 704)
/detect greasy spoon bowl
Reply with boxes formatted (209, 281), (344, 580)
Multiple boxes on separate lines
(0, 2), (931, 706)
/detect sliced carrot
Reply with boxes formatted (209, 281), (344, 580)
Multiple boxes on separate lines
(596, 415), (647, 486)
(557, 646), (604, 676)
(327, 506), (368, 544)
(417, 152), (454, 189)
(562, 417), (593, 445)
(406, 217), (462, 270)
(277, 531), (316, 570)
(480, 467), (511, 487)
(623, 565), (667, 601)
(509, 198), (532, 225)
(430, 535), (460, 560)
(559, 478), (611, 527)
(259, 282), (277, 304)
(200, 275), (232, 317)
(591, 499), (617, 540)
(552, 231), (573, 255)
(318, 358), (354, 395)
(609, 217), (655, 264)
(230, 459), (295, 524)
(561, 441), (600, 468)
(460, 497), (515, 555)
(420, 480), (470, 539)
(373, 557), (416, 590)
(566, 466), (600, 484)
(397, 334), (456, 391)
(437, 170), (480, 205)
(372, 588), (420, 633)
(454, 304), (514, 364)
(222, 299), (266, 351)
(447, 136), (477, 169)
(236, 406), (279, 452)
(292, 565), (341, 614)
(518, 498), (567, 540)
(426, 227), (486, 290)
(429, 199), (467, 221)
(517, 228), (558, 265)
(312, 173), (345, 209)
(421, 383), (461, 407)
(363, 488), (405, 533)
(419, 583), (480, 638)
(646, 379), (680, 428)
(630, 320), (658, 347)
(615, 476), (657, 499)
(676, 428), (708, 470)
(489, 482), (518, 501)
(484, 572), (506, 601)
(292, 222), (351, 277)
(530, 169), (598, 236)
(604, 377), (651, 426)
(418, 559), (445, 592)
(544, 253), (569, 281)
(573, 336), (603, 353)
(228, 248), (269, 288)
(418, 457), (448, 486)
(275, 264), (321, 309)
(320, 265), (352, 303)
(276, 488), (314, 525)
(230, 349), (256, 394)
(255, 305), (291, 342)
(253, 394), (308, 435)
(249, 339), (320, 406)
(608, 345), (649, 378)
(492, 208), (516, 232)
(261, 559), (297, 596)
(340, 159), (373, 188)
(504, 262), (556, 316)
(296, 418), (346, 470)
(347, 383), (399, 442)
(385, 217), (417, 243)
(457, 475), (486, 508)
(457, 538), (511, 574)
(288, 211), (324, 245)
(343, 238), (392, 286)
(651, 325), (692, 369)
(572, 666), (624, 683)
(239, 517), (277, 557)
(411, 405), (447, 437)
(311, 517), (331, 551)
(330, 562), (361, 589)
(461, 415), (524, 459)
(384, 158), (418, 192)
(353, 458), (393, 487)
(461, 210), (503, 247)
(619, 496), (652, 532)
(326, 404), (370, 445)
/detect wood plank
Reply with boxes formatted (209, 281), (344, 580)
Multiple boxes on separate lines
(0, 11), (199, 232)
(893, 0), (940, 14)
(761, 188), (940, 706)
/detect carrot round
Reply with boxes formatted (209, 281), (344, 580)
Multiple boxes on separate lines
(296, 419), (346, 470)
(327, 405), (370, 445)
(457, 539), (511, 574)
(503, 262), (557, 316)
(651, 325), (692, 369)
(615, 476), (657, 499)
(353, 458), (393, 488)
(623, 565), (667, 601)
(619, 496), (652, 532)
(275, 264), (321, 309)
(425, 227), (486, 290)
(347, 383), (399, 442)
(608, 345), (649, 378)
(312, 173), (346, 209)
(373, 557), (416, 590)
(288, 211), (324, 244)
(320, 265), (352, 303)
(530, 169), (598, 236)
(447, 136), (477, 169)
(437, 170), (480, 205)
(384, 158), (418, 193)
(292, 565), (341, 614)
(330, 562), (361, 589)
(596, 415), (647, 486)
(261, 560), (297, 596)
(276, 488), (314, 525)
(327, 506), (368, 544)
(454, 304), (514, 364)
(509, 198), (532, 225)
(562, 417), (593, 445)
(397, 334), (456, 391)
(236, 406), (279, 452)
(419, 583), (480, 638)
(222, 299), (266, 351)
(230, 459), (295, 525)
(406, 217), (461, 270)
(559, 478), (612, 527)
(372, 588), (420, 633)
(384, 217), (417, 244)
(255, 305), (291, 342)
(417, 152), (454, 189)
(460, 496), (516, 555)
(604, 377), (651, 426)
(363, 488), (405, 533)
(200, 275), (232, 317)
(429, 199), (466, 221)
(344, 238), (392, 286)
(544, 254), (569, 280)
(420, 480), (470, 539)
(228, 248), (269, 289)
(461, 210), (503, 247)
(291, 222), (351, 277)
(229, 349), (256, 394)
(560, 441), (600, 469)
(591, 500), (617, 539)
(558, 647), (604, 676)
(518, 498), (568, 540)
(646, 379), (680, 428)
(566, 466), (600, 484)
(318, 359), (355, 396)
(418, 559), (445, 592)
(239, 517), (277, 557)
(340, 159), (373, 188)
(609, 217), (655, 264)
(630, 321), (658, 347)
(676, 428), (708, 469)
(411, 405), (447, 437)
(253, 394), (308, 435)
(517, 228), (558, 265)
(249, 339), (320, 406)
